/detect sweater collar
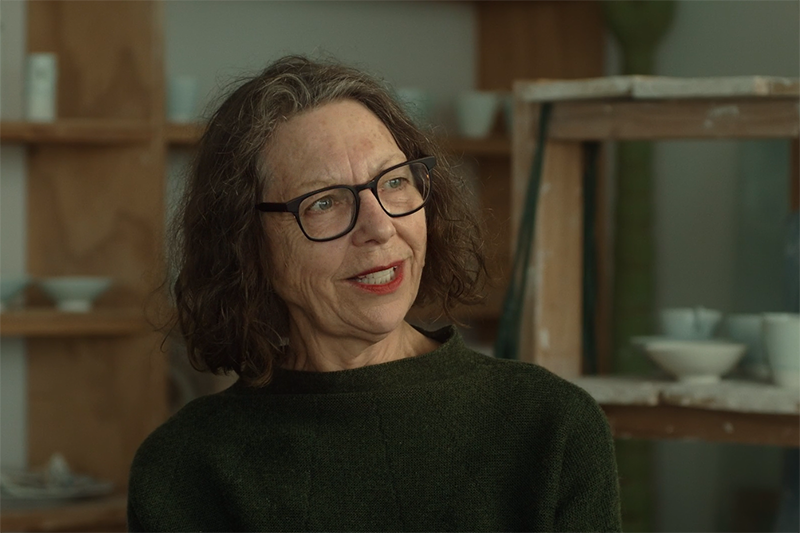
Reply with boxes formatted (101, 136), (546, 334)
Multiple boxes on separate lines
(230, 326), (482, 395)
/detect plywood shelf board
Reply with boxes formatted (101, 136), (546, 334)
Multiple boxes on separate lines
(518, 75), (800, 103)
(0, 308), (149, 337)
(572, 375), (800, 415)
(0, 120), (151, 144)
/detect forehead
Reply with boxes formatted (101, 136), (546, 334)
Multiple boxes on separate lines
(264, 100), (404, 196)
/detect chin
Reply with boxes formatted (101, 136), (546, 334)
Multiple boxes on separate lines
(356, 299), (414, 336)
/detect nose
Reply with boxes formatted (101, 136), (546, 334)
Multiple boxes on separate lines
(351, 189), (395, 245)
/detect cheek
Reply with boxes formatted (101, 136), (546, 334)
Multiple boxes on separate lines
(265, 227), (344, 296)
(264, 223), (308, 292)
(415, 211), (428, 253)
(403, 211), (428, 267)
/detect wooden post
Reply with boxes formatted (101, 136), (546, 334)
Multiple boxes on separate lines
(511, 102), (584, 378)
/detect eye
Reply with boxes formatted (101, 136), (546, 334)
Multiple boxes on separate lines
(307, 196), (335, 212)
(383, 176), (409, 191)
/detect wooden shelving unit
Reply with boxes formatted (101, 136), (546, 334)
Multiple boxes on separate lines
(511, 75), (800, 445)
(0, 309), (149, 337)
(0, 120), (152, 144)
(0, 4), (169, 531)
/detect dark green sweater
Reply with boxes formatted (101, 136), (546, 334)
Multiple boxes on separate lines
(128, 327), (621, 532)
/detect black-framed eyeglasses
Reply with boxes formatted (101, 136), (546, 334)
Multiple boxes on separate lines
(256, 156), (435, 242)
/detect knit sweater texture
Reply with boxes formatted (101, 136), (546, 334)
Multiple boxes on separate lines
(128, 327), (621, 532)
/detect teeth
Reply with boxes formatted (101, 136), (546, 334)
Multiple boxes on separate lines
(356, 267), (397, 285)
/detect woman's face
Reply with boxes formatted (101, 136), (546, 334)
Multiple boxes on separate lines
(262, 100), (427, 346)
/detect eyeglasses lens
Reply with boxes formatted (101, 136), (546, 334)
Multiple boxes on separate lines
(297, 161), (430, 240)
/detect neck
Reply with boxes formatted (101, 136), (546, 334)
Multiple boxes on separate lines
(282, 321), (438, 372)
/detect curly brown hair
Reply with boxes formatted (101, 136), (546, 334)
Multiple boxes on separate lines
(170, 55), (486, 386)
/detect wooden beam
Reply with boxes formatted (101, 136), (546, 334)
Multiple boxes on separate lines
(537, 99), (798, 141)
(602, 404), (800, 447)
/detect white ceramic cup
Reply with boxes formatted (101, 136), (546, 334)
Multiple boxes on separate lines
(26, 53), (58, 122)
(455, 91), (499, 139)
(395, 87), (433, 126)
(763, 313), (800, 388)
(167, 75), (199, 123)
(723, 314), (770, 380)
(659, 307), (722, 340)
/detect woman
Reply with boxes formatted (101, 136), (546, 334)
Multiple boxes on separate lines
(128, 56), (621, 532)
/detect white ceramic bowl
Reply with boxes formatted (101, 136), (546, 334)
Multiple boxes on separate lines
(39, 276), (113, 312)
(0, 277), (30, 311)
(642, 339), (745, 384)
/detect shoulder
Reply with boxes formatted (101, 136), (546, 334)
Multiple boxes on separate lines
(128, 386), (252, 500)
(439, 332), (607, 431)
(127, 390), (242, 530)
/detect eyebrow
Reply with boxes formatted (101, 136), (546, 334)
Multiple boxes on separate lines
(287, 154), (407, 198)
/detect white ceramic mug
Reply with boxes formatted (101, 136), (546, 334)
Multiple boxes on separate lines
(659, 307), (722, 340)
(723, 314), (769, 380)
(763, 313), (800, 388)
(455, 91), (499, 139)
(26, 53), (58, 122)
(167, 75), (199, 123)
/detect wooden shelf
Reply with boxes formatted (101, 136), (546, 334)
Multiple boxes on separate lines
(165, 121), (511, 156)
(0, 494), (127, 532)
(0, 308), (150, 337)
(165, 121), (205, 145)
(0, 120), (152, 144)
(510, 75), (800, 381)
(573, 376), (800, 447)
(602, 404), (799, 448)
(518, 76), (800, 141)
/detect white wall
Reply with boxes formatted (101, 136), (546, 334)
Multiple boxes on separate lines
(164, 1), (475, 129)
